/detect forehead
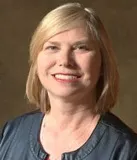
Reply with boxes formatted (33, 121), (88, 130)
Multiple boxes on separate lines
(46, 27), (92, 44)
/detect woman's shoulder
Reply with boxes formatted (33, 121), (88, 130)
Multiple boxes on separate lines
(95, 112), (137, 159)
(100, 112), (137, 147)
(101, 112), (137, 136)
(0, 110), (44, 159)
(0, 109), (43, 143)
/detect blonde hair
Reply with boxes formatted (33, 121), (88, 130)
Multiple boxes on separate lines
(26, 2), (119, 114)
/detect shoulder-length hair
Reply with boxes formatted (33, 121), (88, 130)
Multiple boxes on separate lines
(26, 3), (119, 114)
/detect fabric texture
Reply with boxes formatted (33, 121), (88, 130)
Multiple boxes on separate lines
(0, 110), (137, 160)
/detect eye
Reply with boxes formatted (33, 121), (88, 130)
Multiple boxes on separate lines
(77, 45), (89, 50)
(45, 45), (58, 50)
(74, 44), (90, 52)
(43, 45), (59, 54)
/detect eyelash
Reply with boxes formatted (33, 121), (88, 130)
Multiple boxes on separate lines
(44, 45), (90, 52)
(45, 45), (58, 50)
(74, 45), (89, 51)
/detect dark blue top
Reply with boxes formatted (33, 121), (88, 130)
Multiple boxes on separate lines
(0, 110), (137, 160)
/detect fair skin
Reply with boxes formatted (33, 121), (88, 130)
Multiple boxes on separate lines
(37, 26), (101, 160)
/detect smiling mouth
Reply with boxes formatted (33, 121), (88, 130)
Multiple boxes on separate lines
(52, 74), (81, 81)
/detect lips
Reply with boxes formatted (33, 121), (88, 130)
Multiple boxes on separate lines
(55, 74), (78, 80)
(52, 73), (81, 81)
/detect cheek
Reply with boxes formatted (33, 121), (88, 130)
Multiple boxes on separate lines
(80, 53), (101, 74)
(36, 52), (54, 75)
(37, 54), (46, 76)
(36, 54), (51, 87)
(82, 55), (101, 87)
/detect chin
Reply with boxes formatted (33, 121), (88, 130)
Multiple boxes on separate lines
(47, 88), (81, 99)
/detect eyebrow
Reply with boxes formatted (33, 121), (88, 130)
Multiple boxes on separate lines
(47, 41), (61, 46)
(73, 40), (90, 46)
(47, 39), (91, 46)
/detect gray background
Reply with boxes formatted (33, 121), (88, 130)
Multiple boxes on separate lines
(0, 0), (137, 131)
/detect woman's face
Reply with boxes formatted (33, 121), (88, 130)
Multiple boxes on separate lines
(37, 27), (101, 101)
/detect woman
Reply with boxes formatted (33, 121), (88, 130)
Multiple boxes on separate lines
(0, 2), (137, 160)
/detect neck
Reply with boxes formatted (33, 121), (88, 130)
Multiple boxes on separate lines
(40, 93), (101, 158)
(44, 95), (98, 132)
(43, 89), (100, 133)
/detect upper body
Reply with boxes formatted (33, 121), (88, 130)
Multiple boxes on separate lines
(0, 110), (137, 160)
(0, 2), (135, 160)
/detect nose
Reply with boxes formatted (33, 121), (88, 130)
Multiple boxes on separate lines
(57, 48), (76, 67)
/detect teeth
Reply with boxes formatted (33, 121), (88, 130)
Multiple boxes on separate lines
(54, 74), (78, 80)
